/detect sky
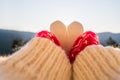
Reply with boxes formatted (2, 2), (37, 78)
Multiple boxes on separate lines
(0, 0), (120, 33)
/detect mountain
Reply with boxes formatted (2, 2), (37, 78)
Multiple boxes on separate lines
(0, 29), (120, 56)
(97, 32), (120, 46)
(0, 29), (35, 55)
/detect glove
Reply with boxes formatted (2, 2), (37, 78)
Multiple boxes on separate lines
(73, 45), (120, 80)
(0, 37), (71, 80)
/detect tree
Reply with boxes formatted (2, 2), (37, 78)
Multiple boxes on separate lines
(107, 37), (118, 47)
(11, 38), (23, 52)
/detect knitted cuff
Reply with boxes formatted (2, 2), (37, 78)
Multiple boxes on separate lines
(73, 45), (120, 80)
(0, 37), (71, 80)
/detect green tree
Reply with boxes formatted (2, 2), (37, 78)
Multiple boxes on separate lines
(11, 38), (23, 52)
(107, 37), (118, 47)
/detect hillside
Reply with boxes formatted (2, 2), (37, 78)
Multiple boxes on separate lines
(0, 29), (35, 55)
(98, 32), (120, 46)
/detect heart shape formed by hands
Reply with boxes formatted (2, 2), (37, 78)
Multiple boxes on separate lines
(50, 20), (84, 53)
(36, 21), (100, 63)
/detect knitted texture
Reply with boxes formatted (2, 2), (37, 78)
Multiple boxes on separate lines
(0, 37), (71, 80)
(73, 45), (120, 80)
(0, 56), (7, 62)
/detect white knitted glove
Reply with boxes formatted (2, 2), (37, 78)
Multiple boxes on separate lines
(0, 38), (71, 80)
(73, 45), (120, 80)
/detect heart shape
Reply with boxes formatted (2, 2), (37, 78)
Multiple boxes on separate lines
(50, 20), (84, 53)
(36, 21), (99, 63)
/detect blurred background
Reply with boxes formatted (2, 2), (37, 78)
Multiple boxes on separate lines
(0, 0), (120, 55)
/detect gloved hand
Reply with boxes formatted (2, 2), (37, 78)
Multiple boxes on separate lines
(0, 37), (71, 80)
(0, 21), (120, 80)
(73, 45), (120, 80)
